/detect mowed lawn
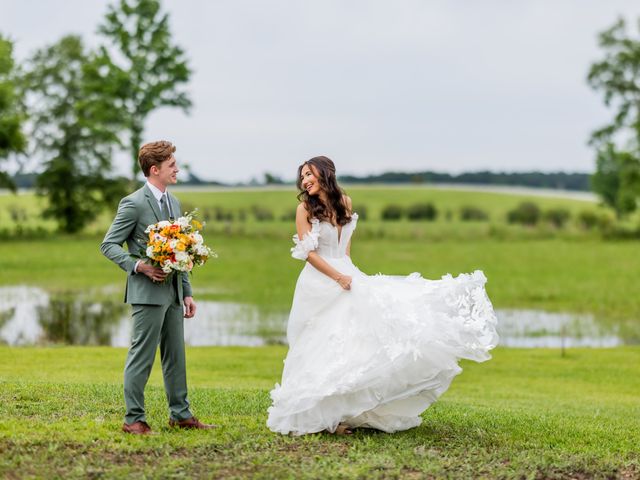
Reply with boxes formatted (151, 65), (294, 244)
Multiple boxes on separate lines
(0, 346), (638, 479)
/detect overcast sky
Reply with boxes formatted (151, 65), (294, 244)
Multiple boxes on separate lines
(2, 1), (639, 182)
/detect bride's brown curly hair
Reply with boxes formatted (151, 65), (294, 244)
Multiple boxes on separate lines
(296, 156), (352, 226)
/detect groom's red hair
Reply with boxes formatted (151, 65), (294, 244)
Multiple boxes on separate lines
(138, 141), (176, 177)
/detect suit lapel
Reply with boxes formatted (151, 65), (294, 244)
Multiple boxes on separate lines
(144, 184), (162, 222)
(168, 194), (178, 220)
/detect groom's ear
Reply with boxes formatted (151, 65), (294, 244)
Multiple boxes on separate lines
(149, 165), (159, 176)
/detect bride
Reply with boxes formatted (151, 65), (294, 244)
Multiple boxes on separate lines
(267, 156), (499, 435)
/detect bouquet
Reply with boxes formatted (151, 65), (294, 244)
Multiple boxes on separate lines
(143, 210), (215, 274)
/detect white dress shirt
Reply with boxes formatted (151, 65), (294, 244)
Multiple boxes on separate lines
(134, 182), (170, 273)
(146, 181), (172, 215)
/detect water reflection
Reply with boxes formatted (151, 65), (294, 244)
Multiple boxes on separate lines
(38, 297), (128, 346)
(497, 309), (623, 347)
(0, 286), (47, 345)
(0, 286), (636, 348)
(0, 286), (287, 347)
(110, 302), (287, 347)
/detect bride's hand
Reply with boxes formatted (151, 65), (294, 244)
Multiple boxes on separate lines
(335, 274), (352, 290)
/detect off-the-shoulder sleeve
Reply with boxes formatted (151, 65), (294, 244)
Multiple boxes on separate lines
(350, 212), (359, 229)
(291, 218), (320, 260)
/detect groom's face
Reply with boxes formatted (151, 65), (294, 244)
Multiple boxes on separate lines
(153, 155), (179, 187)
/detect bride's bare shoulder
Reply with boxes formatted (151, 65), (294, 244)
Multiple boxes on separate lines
(296, 202), (312, 223)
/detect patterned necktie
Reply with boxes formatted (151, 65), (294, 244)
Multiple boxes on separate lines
(160, 194), (171, 220)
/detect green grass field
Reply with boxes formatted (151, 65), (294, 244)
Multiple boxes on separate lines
(1, 186), (638, 478)
(1, 346), (638, 478)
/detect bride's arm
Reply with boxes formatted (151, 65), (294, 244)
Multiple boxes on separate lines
(295, 203), (352, 290)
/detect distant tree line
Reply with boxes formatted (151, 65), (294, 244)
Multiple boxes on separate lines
(338, 171), (591, 191)
(7, 169), (592, 191)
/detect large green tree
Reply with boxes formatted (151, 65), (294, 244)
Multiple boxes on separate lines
(588, 18), (640, 216)
(591, 143), (640, 216)
(23, 35), (127, 233)
(0, 35), (26, 191)
(96, 0), (192, 179)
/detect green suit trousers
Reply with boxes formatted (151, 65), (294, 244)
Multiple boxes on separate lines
(124, 280), (192, 424)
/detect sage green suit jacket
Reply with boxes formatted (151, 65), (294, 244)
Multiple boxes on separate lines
(100, 184), (193, 305)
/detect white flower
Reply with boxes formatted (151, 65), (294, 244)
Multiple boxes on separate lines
(146, 246), (154, 257)
(175, 250), (189, 263)
(176, 216), (190, 228)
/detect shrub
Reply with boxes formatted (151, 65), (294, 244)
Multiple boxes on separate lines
(507, 202), (541, 226)
(7, 205), (28, 222)
(180, 202), (196, 216)
(407, 203), (438, 221)
(251, 205), (274, 221)
(352, 204), (368, 221)
(578, 210), (598, 230)
(543, 208), (571, 228)
(280, 208), (297, 222)
(198, 206), (232, 222)
(381, 204), (404, 221)
(460, 205), (489, 221)
(577, 210), (611, 230)
(214, 207), (234, 221)
(200, 207), (214, 222)
(0, 225), (50, 240)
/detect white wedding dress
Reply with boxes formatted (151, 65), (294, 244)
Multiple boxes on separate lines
(267, 213), (498, 435)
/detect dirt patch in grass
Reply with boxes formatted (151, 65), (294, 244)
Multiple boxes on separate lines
(0, 438), (354, 479)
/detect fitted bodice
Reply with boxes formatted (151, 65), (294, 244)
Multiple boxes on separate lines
(315, 214), (358, 258)
(291, 213), (359, 261)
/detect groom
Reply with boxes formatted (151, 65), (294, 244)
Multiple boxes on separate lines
(101, 140), (214, 434)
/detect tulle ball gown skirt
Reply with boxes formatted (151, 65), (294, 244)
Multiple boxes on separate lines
(267, 256), (499, 435)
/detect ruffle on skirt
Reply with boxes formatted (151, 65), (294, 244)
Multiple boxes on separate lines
(267, 259), (498, 435)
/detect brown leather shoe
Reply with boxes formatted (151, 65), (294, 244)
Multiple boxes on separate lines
(122, 421), (154, 435)
(168, 416), (217, 430)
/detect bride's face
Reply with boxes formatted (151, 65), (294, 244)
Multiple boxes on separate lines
(300, 164), (323, 196)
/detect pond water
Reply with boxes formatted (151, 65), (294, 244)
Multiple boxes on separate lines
(0, 286), (636, 348)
